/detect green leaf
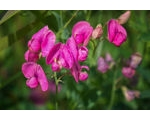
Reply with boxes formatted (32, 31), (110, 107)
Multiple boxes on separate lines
(140, 90), (150, 99)
(0, 10), (20, 25)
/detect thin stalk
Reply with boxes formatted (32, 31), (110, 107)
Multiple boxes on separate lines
(54, 72), (58, 110)
(56, 10), (79, 37)
(107, 70), (117, 110)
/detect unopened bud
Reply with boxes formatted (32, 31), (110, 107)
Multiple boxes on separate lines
(92, 24), (103, 39)
(130, 52), (142, 69)
(117, 11), (131, 25)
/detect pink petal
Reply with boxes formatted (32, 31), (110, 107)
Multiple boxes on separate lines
(78, 46), (88, 61)
(26, 77), (38, 88)
(22, 62), (37, 78)
(46, 43), (62, 64)
(79, 72), (88, 81)
(61, 44), (74, 69)
(24, 50), (39, 62)
(97, 57), (109, 73)
(36, 64), (49, 91)
(122, 67), (135, 78)
(71, 61), (80, 83)
(41, 30), (56, 57)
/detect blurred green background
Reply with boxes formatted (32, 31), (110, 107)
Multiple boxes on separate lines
(0, 10), (150, 110)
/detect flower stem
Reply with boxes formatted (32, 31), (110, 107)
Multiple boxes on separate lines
(56, 10), (79, 37)
(54, 72), (58, 110)
(107, 70), (117, 110)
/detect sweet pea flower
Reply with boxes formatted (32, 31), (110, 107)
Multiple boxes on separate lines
(122, 67), (135, 79)
(122, 86), (140, 101)
(97, 57), (109, 73)
(28, 25), (56, 57)
(129, 52), (142, 69)
(22, 62), (49, 91)
(72, 21), (93, 46)
(107, 19), (127, 47)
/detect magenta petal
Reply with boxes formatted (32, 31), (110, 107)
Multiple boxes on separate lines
(61, 44), (74, 69)
(66, 37), (78, 61)
(26, 77), (38, 88)
(24, 50), (39, 62)
(41, 31), (56, 57)
(108, 19), (117, 42)
(78, 46), (88, 61)
(107, 19), (127, 46)
(22, 62), (37, 78)
(71, 62), (80, 83)
(79, 72), (88, 81)
(46, 43), (62, 64)
(36, 64), (48, 91)
(51, 62), (61, 71)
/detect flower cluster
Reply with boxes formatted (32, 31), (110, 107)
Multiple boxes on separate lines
(22, 21), (93, 91)
(46, 21), (93, 82)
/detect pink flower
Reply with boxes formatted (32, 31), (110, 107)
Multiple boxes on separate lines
(72, 21), (93, 46)
(22, 62), (49, 91)
(122, 67), (135, 79)
(122, 86), (140, 101)
(28, 25), (56, 57)
(107, 19), (127, 47)
(97, 57), (109, 73)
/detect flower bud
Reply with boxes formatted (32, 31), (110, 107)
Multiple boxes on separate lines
(117, 11), (131, 25)
(78, 46), (88, 61)
(92, 24), (103, 39)
(122, 67), (135, 79)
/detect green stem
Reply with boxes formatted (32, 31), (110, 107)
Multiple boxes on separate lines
(54, 72), (58, 110)
(56, 10), (79, 37)
(107, 71), (117, 110)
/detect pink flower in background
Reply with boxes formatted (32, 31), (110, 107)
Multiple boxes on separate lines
(29, 81), (61, 105)
(129, 52), (142, 69)
(107, 19), (127, 47)
(72, 21), (93, 46)
(122, 67), (135, 79)
(22, 62), (48, 91)
(28, 25), (56, 57)
(97, 57), (109, 73)
(122, 86), (140, 102)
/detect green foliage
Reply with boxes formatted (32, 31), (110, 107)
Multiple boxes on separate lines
(0, 10), (150, 110)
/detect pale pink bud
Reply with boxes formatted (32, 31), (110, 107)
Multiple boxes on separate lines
(118, 11), (131, 25)
(92, 24), (103, 39)
(130, 52), (142, 69)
